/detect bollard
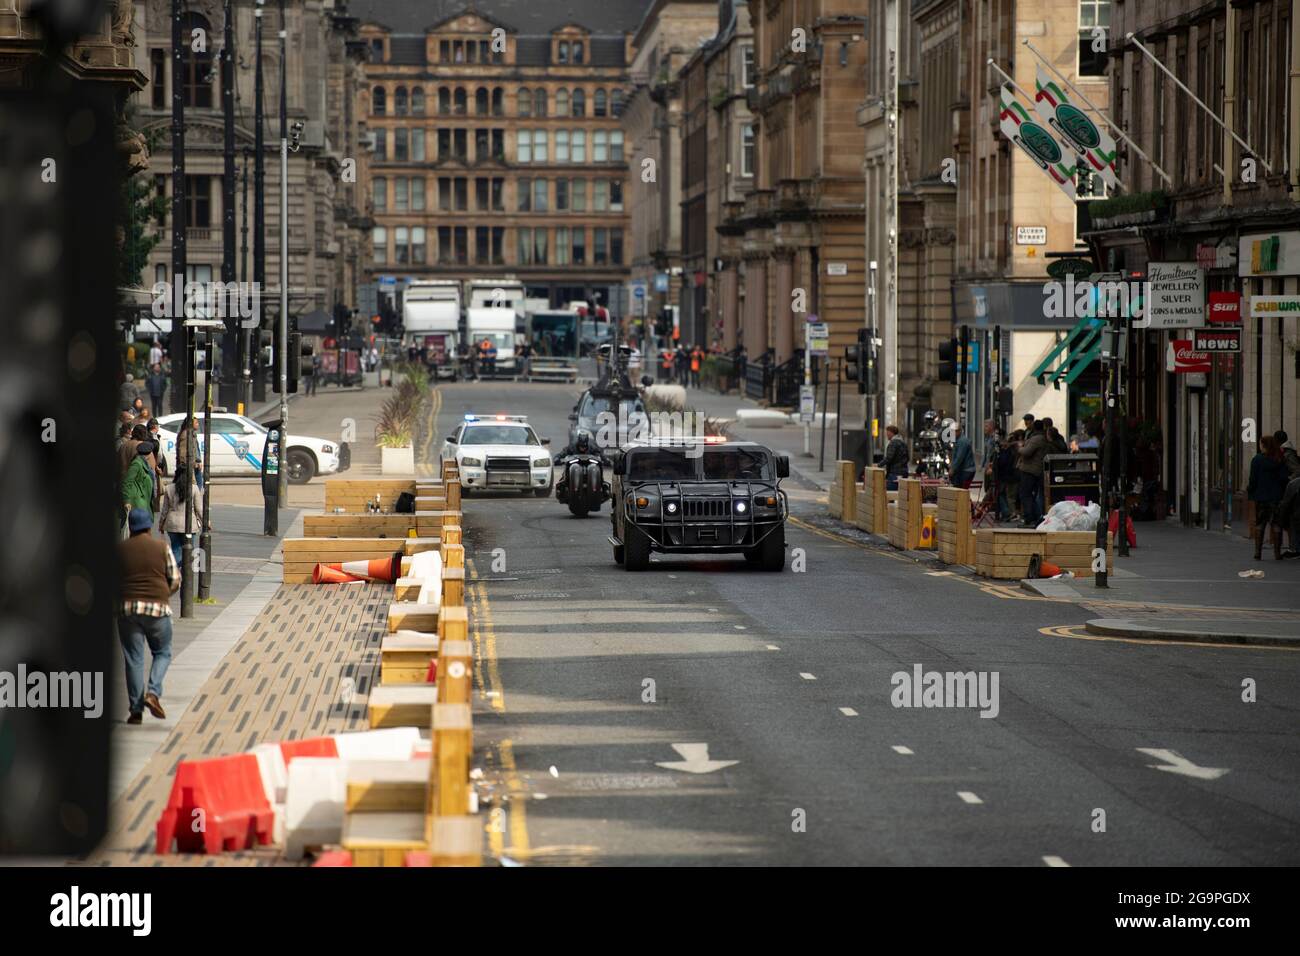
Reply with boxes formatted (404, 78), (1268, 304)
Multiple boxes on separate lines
(435, 639), (473, 706)
(430, 703), (472, 818)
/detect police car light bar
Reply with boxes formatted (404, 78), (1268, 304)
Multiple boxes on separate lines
(464, 414), (528, 422)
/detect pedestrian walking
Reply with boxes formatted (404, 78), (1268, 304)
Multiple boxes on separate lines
(1276, 473), (1300, 558)
(121, 440), (157, 521)
(146, 362), (166, 416)
(1275, 430), (1300, 479)
(159, 470), (204, 570)
(118, 374), (140, 412)
(883, 424), (909, 490)
(176, 415), (204, 491)
(734, 344), (748, 394)
(1017, 420), (1049, 527)
(117, 507), (179, 724)
(1247, 434), (1289, 560)
(690, 345), (703, 388)
(148, 338), (164, 368)
(949, 422), (975, 489)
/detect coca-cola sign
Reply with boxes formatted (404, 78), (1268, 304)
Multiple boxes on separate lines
(1167, 339), (1212, 373)
(1207, 291), (1241, 324)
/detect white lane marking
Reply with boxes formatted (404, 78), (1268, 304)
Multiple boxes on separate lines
(926, 571), (953, 576)
(1042, 855), (1071, 867)
(957, 791), (983, 804)
(765, 644), (780, 651)
(799, 672), (817, 681)
(891, 745), (913, 755)
(839, 707), (858, 716)
(708, 607), (718, 612)
(734, 624), (747, 630)
(1136, 748), (1229, 780)
(655, 742), (739, 774)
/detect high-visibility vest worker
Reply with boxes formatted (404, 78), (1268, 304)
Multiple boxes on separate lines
(661, 350), (673, 371)
(690, 348), (702, 372)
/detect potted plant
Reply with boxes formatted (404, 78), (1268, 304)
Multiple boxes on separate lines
(376, 380), (424, 474)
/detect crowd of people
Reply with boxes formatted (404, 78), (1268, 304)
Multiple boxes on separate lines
(657, 341), (733, 387)
(1247, 431), (1300, 560)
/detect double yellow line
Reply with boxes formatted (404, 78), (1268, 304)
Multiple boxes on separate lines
(416, 385), (442, 476)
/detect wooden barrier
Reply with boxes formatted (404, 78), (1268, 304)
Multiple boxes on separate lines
(435, 639), (473, 706)
(854, 467), (888, 535)
(415, 510), (463, 537)
(303, 513), (416, 538)
(937, 486), (974, 566)
(437, 605), (468, 642)
(445, 480), (461, 511)
(888, 478), (923, 551)
(345, 760), (430, 813)
(380, 631), (439, 685)
(324, 479), (417, 514)
(428, 816), (482, 867)
(441, 567), (465, 607)
(394, 577), (421, 601)
(441, 542), (465, 569)
(430, 703), (472, 818)
(342, 812), (428, 867)
(282, 538), (404, 584)
(387, 602), (438, 634)
(441, 525), (463, 547)
(974, 528), (1114, 579)
(367, 685), (436, 728)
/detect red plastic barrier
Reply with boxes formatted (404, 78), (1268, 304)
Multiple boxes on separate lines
(313, 850), (354, 867)
(1107, 510), (1137, 548)
(425, 659), (438, 683)
(155, 753), (275, 854)
(279, 736), (339, 765)
(404, 851), (433, 867)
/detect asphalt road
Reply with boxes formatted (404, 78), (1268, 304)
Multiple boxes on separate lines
(432, 379), (1300, 866)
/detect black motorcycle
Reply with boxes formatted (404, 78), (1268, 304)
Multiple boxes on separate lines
(554, 437), (609, 518)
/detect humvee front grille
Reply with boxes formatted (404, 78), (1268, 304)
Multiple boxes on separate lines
(683, 498), (728, 519)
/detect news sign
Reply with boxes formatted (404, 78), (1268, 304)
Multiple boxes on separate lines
(1192, 328), (1240, 353)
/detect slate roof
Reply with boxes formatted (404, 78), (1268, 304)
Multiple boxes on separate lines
(348, 0), (652, 35)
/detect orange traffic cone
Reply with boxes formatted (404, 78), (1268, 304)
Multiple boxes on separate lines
(337, 552), (403, 583)
(1036, 559), (1063, 578)
(313, 564), (366, 584)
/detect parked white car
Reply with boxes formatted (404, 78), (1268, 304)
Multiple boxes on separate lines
(155, 412), (349, 484)
(439, 415), (552, 496)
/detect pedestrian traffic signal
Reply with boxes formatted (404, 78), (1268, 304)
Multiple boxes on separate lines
(938, 338), (958, 383)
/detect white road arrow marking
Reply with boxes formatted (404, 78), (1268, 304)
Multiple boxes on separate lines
(1136, 748), (1229, 780)
(655, 743), (739, 775)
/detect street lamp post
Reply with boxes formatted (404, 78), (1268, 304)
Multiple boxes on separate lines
(171, 0), (193, 618)
(277, 0), (289, 515)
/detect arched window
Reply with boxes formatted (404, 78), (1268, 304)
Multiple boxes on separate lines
(492, 87), (504, 116)
(372, 85), (386, 116)
(594, 88), (607, 117)
(453, 87), (467, 115)
(555, 88), (569, 116)
(438, 87), (450, 115)
(411, 86), (426, 115)
(533, 88), (546, 117)
(394, 86), (408, 116)
(180, 13), (214, 108)
(475, 87), (489, 116)
(571, 88), (585, 117)
(517, 87), (531, 117)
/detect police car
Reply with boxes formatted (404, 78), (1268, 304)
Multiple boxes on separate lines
(155, 412), (349, 484)
(440, 414), (553, 497)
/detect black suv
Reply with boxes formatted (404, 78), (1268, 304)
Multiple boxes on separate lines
(608, 440), (790, 571)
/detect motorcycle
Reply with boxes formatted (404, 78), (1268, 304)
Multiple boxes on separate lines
(555, 450), (609, 518)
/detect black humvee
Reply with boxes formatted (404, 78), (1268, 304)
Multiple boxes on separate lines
(608, 440), (790, 571)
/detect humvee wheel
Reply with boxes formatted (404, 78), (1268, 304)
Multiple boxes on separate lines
(759, 529), (785, 571)
(624, 524), (650, 571)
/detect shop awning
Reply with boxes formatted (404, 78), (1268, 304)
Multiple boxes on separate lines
(1031, 314), (1105, 389)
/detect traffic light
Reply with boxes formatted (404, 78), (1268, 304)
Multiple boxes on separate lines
(861, 329), (877, 395)
(937, 338), (958, 383)
(996, 387), (1014, 415)
(272, 331), (302, 393)
(845, 343), (861, 382)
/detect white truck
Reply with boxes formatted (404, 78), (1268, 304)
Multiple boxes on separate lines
(464, 307), (518, 377)
(403, 279), (463, 379)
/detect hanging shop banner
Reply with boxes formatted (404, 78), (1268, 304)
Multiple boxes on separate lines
(1248, 295), (1300, 318)
(1206, 290), (1241, 325)
(1145, 262), (1206, 329)
(1192, 328), (1241, 353)
(1033, 66), (1119, 192)
(1167, 339), (1212, 374)
(1238, 231), (1300, 277)
(998, 85), (1076, 201)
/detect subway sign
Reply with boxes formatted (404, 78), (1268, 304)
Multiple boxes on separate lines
(1192, 328), (1241, 353)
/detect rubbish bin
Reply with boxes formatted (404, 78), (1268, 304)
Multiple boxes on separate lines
(1043, 453), (1099, 508)
(839, 429), (870, 478)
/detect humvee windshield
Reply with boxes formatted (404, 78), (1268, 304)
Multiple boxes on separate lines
(702, 448), (772, 481)
(626, 450), (696, 481)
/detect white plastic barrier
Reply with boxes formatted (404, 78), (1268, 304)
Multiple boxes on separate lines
(250, 743), (288, 844)
(735, 409), (789, 428)
(332, 727), (423, 762)
(283, 757), (350, 861)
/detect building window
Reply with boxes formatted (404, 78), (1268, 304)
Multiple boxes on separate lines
(438, 226), (452, 263)
(180, 14), (213, 108)
(476, 226), (490, 264)
(556, 179), (569, 210)
(572, 226), (585, 264)
(437, 129), (450, 160)
(454, 41), (466, 64)
(491, 178), (504, 210)
(412, 227), (426, 265)
(534, 89), (547, 117)
(572, 178), (586, 211)
(518, 130), (532, 163)
(594, 88), (607, 116)
(372, 38), (386, 62)
(439, 177), (451, 211)
(454, 227), (467, 264)
(593, 130), (607, 162)
(556, 226), (570, 265)
(154, 174), (166, 225)
(574, 42), (585, 64)
(610, 130), (624, 162)
(491, 227), (504, 263)
(372, 226), (387, 264)
(438, 87), (451, 115)
(593, 179), (607, 211)
(394, 128), (408, 161)
(572, 89), (586, 117)
(372, 85), (386, 116)
(518, 177), (531, 212)
(454, 177), (468, 211)
(411, 87), (425, 115)
(412, 177), (425, 211)
(572, 130), (586, 163)
(466, 39), (479, 64)
(557, 42), (569, 64)
(518, 87), (531, 117)
(556, 130), (570, 163)
(394, 226), (409, 265)
(185, 175), (212, 227)
(610, 179), (623, 211)
(476, 178), (489, 211)
(413, 129), (426, 162)
(492, 129), (505, 160)
(741, 124), (755, 177)
(439, 40), (450, 63)
(492, 87), (504, 116)
(476, 87), (489, 115)
(557, 89), (570, 115)
(610, 228), (623, 265)
(593, 228), (607, 264)
(373, 177), (387, 212)
(475, 128), (490, 162)
(534, 129), (548, 162)
(742, 45), (755, 88)
(394, 86), (408, 116)
(1078, 1), (1111, 76)
(394, 178), (408, 212)
(374, 129), (387, 161)
(518, 227), (533, 264)
(151, 49), (166, 109)
(454, 87), (467, 115)
(535, 228), (549, 264)
(534, 178), (548, 212)
(454, 129), (467, 161)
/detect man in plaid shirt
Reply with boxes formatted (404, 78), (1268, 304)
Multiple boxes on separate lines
(118, 508), (180, 724)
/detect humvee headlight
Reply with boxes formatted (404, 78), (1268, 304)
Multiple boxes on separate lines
(758, 495), (777, 506)
(461, 456), (483, 467)
(666, 501), (678, 514)
(735, 501), (747, 514)
(636, 496), (650, 508)
(533, 457), (551, 468)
